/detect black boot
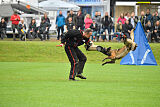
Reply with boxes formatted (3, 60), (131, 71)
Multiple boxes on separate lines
(96, 46), (111, 56)
(76, 74), (87, 79)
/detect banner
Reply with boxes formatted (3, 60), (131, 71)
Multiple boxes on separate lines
(120, 22), (157, 65)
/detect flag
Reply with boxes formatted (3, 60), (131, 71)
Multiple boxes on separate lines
(120, 22), (157, 65)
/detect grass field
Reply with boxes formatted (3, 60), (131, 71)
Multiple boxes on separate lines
(0, 41), (160, 107)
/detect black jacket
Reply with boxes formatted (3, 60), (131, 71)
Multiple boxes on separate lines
(61, 29), (90, 48)
(101, 16), (113, 28)
(128, 16), (138, 27)
(153, 25), (160, 33)
(66, 22), (75, 31)
(66, 14), (76, 25)
(140, 16), (146, 27)
(28, 23), (37, 32)
(90, 23), (98, 31)
(19, 23), (26, 30)
(75, 13), (84, 27)
(0, 22), (7, 30)
(145, 25), (153, 32)
(151, 15), (160, 25)
(39, 22), (51, 32)
(42, 17), (50, 24)
(122, 23), (133, 33)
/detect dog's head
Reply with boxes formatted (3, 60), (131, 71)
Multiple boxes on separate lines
(124, 39), (137, 51)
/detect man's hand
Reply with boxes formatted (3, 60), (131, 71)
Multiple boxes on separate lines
(154, 30), (157, 33)
(56, 43), (64, 47)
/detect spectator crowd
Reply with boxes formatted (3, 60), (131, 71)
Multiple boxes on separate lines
(0, 8), (160, 43)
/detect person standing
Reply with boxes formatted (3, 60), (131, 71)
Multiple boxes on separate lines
(66, 10), (76, 25)
(42, 13), (51, 40)
(75, 10), (84, 30)
(56, 11), (65, 40)
(93, 11), (102, 41)
(140, 11), (146, 29)
(101, 12), (113, 41)
(10, 11), (20, 41)
(59, 29), (93, 81)
(145, 8), (152, 24)
(129, 12), (138, 28)
(151, 11), (160, 26)
(124, 12), (130, 20)
(0, 18), (7, 40)
(117, 13), (126, 25)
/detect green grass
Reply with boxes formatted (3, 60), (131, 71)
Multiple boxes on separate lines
(0, 41), (160, 64)
(0, 62), (160, 107)
(0, 41), (160, 107)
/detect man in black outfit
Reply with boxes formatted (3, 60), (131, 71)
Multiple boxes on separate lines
(59, 29), (93, 81)
(122, 20), (133, 39)
(0, 18), (7, 40)
(37, 19), (51, 41)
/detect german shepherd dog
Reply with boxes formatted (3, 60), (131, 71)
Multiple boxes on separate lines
(84, 30), (137, 66)
(96, 37), (137, 66)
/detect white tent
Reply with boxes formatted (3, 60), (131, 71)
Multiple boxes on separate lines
(39, 0), (80, 11)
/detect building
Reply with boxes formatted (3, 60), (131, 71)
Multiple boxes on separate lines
(66, 0), (110, 17)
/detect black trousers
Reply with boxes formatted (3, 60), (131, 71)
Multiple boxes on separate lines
(38, 31), (48, 41)
(57, 26), (64, 40)
(152, 32), (159, 42)
(27, 31), (37, 39)
(0, 29), (6, 40)
(76, 25), (84, 30)
(65, 45), (87, 79)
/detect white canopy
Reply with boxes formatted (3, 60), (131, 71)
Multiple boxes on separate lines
(39, 0), (80, 11)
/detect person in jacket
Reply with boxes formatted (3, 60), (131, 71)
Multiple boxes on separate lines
(145, 8), (152, 24)
(101, 12), (113, 41)
(90, 20), (98, 41)
(27, 19), (37, 40)
(18, 19), (27, 41)
(10, 11), (20, 40)
(56, 11), (65, 40)
(37, 19), (51, 41)
(140, 11), (146, 29)
(129, 12), (138, 28)
(84, 14), (93, 29)
(152, 21), (160, 42)
(0, 18), (7, 40)
(75, 10), (84, 30)
(92, 11), (101, 41)
(117, 13), (126, 25)
(122, 20), (133, 39)
(66, 17), (75, 32)
(42, 13), (51, 40)
(59, 29), (93, 81)
(145, 21), (152, 43)
(66, 10), (76, 25)
(151, 11), (160, 26)
(124, 12), (130, 20)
